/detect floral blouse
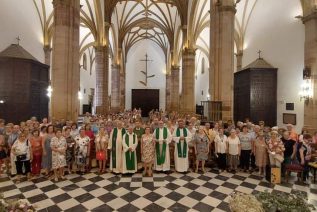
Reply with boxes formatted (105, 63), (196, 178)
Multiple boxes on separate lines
(268, 138), (285, 156)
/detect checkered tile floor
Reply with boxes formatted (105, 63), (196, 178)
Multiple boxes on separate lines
(1, 168), (317, 211)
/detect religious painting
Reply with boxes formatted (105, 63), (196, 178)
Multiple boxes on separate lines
(283, 113), (296, 125)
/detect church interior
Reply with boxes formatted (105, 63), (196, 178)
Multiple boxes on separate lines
(0, 0), (317, 211)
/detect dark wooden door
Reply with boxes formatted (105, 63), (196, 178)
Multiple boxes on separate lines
(132, 89), (159, 117)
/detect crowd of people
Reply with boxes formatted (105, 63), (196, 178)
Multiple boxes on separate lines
(0, 109), (317, 184)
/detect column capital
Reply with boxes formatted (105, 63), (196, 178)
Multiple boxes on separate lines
(183, 47), (196, 55)
(43, 45), (52, 52)
(171, 65), (180, 71)
(302, 11), (317, 24)
(94, 45), (107, 52)
(53, 0), (73, 8)
(111, 63), (120, 69)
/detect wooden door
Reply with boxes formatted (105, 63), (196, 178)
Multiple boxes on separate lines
(132, 89), (159, 117)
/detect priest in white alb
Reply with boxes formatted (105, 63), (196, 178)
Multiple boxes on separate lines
(122, 125), (138, 174)
(153, 120), (172, 172)
(173, 119), (192, 173)
(108, 121), (126, 173)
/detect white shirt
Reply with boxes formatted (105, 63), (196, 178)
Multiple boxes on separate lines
(228, 136), (240, 155)
(214, 134), (228, 154)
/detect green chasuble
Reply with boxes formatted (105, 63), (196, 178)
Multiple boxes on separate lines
(133, 128), (145, 140)
(125, 134), (136, 170)
(155, 127), (168, 165)
(176, 128), (188, 158)
(111, 128), (126, 168)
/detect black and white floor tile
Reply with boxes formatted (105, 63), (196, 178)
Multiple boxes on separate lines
(1, 168), (317, 211)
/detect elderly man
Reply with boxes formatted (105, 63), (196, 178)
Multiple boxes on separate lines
(122, 125), (138, 174)
(173, 119), (192, 172)
(153, 120), (172, 172)
(108, 121), (126, 173)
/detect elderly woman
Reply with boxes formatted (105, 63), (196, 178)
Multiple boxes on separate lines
(214, 127), (228, 172)
(30, 129), (43, 177)
(141, 126), (155, 176)
(193, 126), (209, 173)
(12, 132), (32, 182)
(42, 125), (55, 177)
(227, 129), (241, 173)
(254, 131), (268, 175)
(267, 131), (285, 167)
(297, 134), (312, 182)
(95, 126), (109, 173)
(51, 129), (67, 181)
(64, 127), (76, 174)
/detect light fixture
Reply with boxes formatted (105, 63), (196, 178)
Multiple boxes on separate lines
(207, 93), (211, 101)
(78, 88), (83, 100)
(47, 84), (53, 98)
(0, 100), (4, 104)
(299, 79), (313, 101)
(299, 67), (313, 102)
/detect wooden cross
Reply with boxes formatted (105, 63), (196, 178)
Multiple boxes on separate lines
(258, 50), (262, 59)
(16, 36), (20, 45)
(139, 53), (155, 87)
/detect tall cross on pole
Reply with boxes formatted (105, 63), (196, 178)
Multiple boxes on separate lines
(16, 36), (20, 45)
(139, 53), (155, 87)
(257, 50), (262, 59)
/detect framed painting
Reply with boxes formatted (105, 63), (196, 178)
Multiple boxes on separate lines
(283, 113), (296, 125)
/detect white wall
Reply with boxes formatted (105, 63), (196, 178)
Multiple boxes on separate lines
(0, 0), (44, 62)
(125, 39), (167, 110)
(242, 0), (305, 132)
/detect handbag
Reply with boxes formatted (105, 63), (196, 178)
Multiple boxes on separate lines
(275, 154), (284, 163)
(96, 151), (105, 161)
(16, 154), (27, 161)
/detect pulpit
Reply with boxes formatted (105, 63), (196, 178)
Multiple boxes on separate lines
(0, 44), (49, 124)
(234, 57), (277, 126)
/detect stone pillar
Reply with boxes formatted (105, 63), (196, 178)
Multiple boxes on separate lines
(43, 45), (52, 66)
(111, 64), (121, 112)
(180, 49), (195, 114)
(120, 68), (125, 111)
(210, 0), (235, 121)
(165, 73), (171, 111)
(95, 45), (109, 114)
(170, 65), (180, 111)
(236, 50), (243, 72)
(303, 11), (317, 133)
(51, 0), (80, 121)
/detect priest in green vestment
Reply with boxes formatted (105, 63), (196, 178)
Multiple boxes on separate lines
(133, 121), (145, 167)
(122, 125), (138, 174)
(108, 121), (126, 173)
(172, 119), (192, 172)
(153, 120), (172, 171)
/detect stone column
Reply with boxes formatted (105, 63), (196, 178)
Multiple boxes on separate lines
(51, 0), (80, 121)
(43, 45), (52, 66)
(111, 64), (121, 112)
(170, 65), (180, 111)
(165, 73), (171, 111)
(180, 48), (195, 114)
(120, 67), (126, 111)
(94, 45), (109, 114)
(236, 50), (243, 71)
(210, 0), (235, 121)
(303, 11), (317, 133)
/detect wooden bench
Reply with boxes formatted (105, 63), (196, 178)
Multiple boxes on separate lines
(285, 164), (304, 183)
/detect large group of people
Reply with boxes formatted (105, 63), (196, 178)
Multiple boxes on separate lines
(0, 109), (317, 184)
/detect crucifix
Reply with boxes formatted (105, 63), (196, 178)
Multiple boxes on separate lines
(139, 53), (155, 87)
(257, 50), (262, 59)
(16, 36), (20, 45)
